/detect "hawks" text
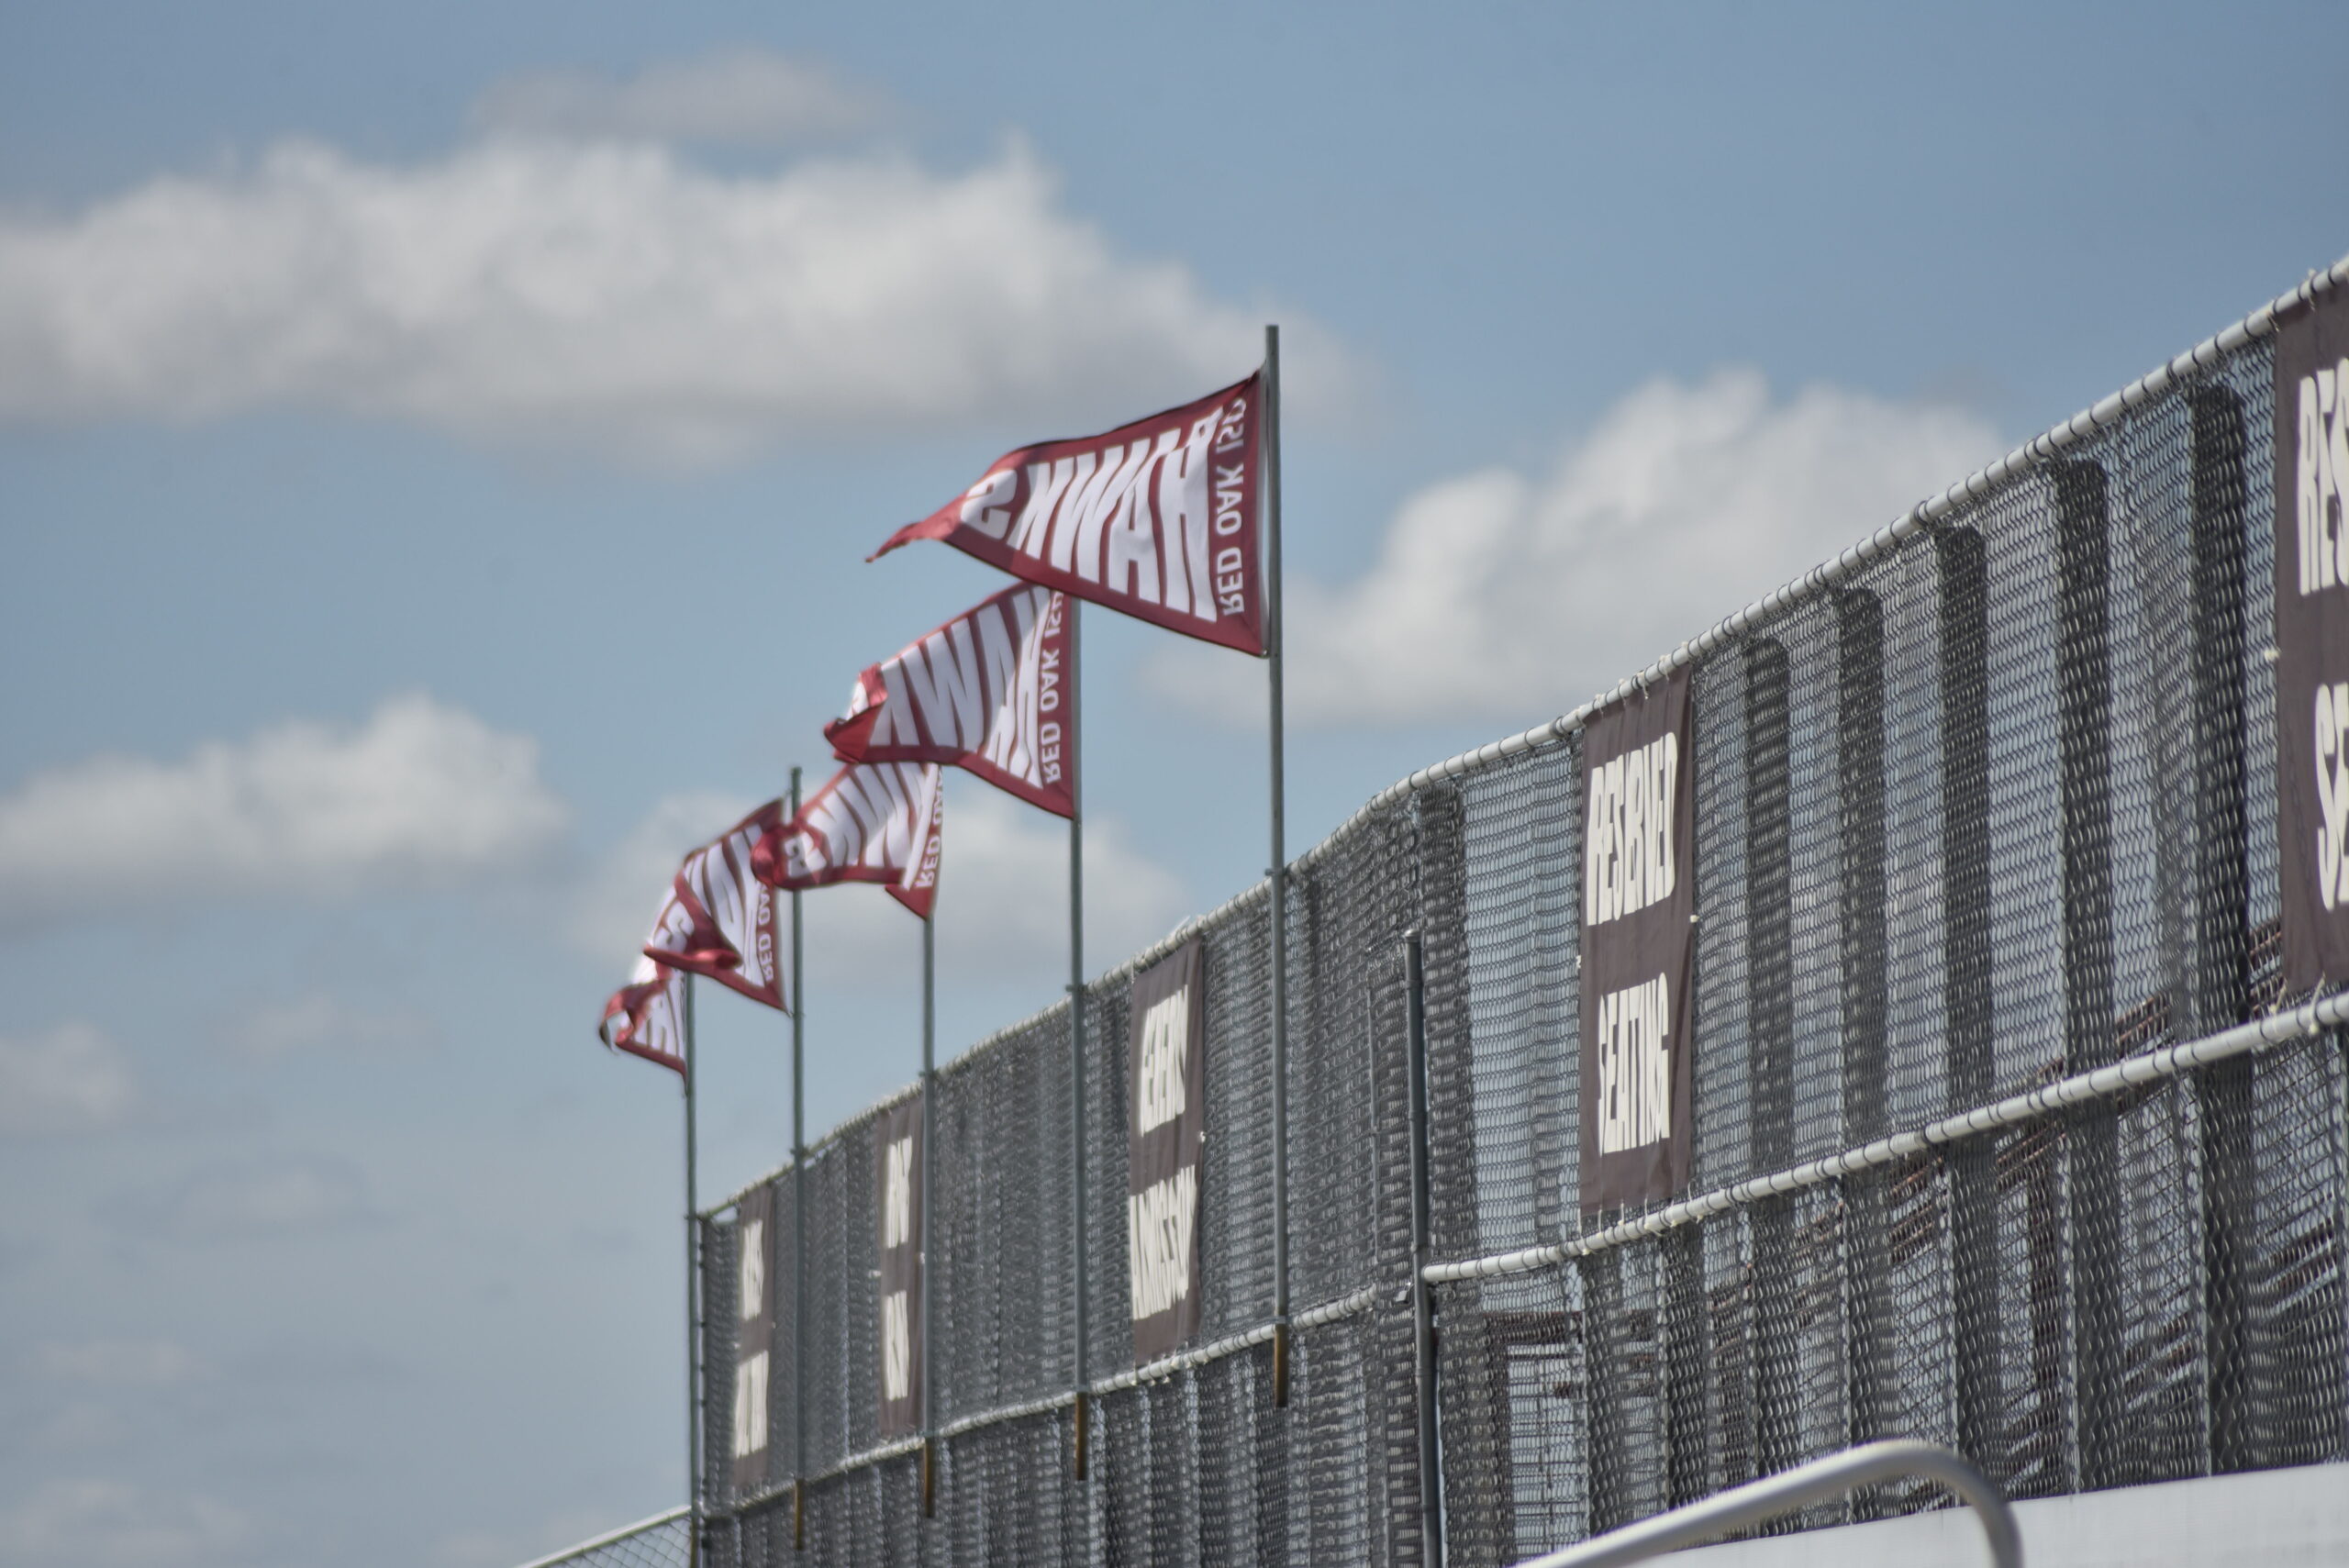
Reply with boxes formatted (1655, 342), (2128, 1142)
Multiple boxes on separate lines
(953, 396), (1252, 624)
(850, 587), (1066, 794)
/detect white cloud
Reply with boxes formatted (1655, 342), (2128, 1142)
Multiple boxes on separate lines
(0, 1023), (137, 1136)
(471, 49), (888, 147)
(31, 1402), (135, 1454)
(213, 993), (439, 1061)
(433, 1506), (637, 1568)
(114, 1154), (374, 1240)
(0, 1479), (251, 1568)
(803, 785), (1189, 985)
(0, 137), (1328, 462)
(0, 695), (569, 922)
(1159, 367), (2000, 727)
(35, 1339), (213, 1387)
(570, 789), (758, 967)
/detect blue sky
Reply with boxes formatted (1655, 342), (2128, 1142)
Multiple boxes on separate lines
(1, 4), (2342, 1565)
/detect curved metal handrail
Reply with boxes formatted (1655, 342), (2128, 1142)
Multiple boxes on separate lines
(1509, 1440), (2021, 1568)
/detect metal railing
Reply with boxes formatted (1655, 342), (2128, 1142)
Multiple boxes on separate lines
(1508, 1441), (2021, 1568)
(511, 1506), (691, 1568)
(1426, 987), (2349, 1286)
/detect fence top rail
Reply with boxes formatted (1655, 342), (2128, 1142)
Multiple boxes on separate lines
(709, 1071), (927, 1215)
(1427, 986), (2349, 1285)
(510, 1506), (689, 1568)
(702, 1284), (1380, 1520)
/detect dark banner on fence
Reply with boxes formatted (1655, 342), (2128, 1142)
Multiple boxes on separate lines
(874, 1097), (924, 1436)
(1579, 665), (1695, 1214)
(730, 1184), (774, 1492)
(1127, 938), (1206, 1361)
(2276, 284), (2349, 986)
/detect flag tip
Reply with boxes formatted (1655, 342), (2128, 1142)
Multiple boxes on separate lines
(866, 520), (928, 562)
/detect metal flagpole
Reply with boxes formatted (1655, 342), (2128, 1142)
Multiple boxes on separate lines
(920, 902), (938, 1517)
(1264, 323), (1291, 1407)
(788, 766), (808, 1553)
(1068, 598), (1090, 1478)
(683, 973), (703, 1565)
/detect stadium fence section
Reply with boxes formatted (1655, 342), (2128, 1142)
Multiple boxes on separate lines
(689, 258), (2349, 1567)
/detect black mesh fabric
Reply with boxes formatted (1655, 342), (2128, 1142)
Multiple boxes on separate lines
(700, 1216), (737, 1518)
(649, 304), (2349, 1568)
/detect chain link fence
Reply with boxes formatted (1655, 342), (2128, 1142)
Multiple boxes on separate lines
(518, 1509), (692, 1568)
(673, 259), (2349, 1568)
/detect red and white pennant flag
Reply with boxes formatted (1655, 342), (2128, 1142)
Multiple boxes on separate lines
(873, 375), (1266, 655)
(645, 804), (791, 1011)
(754, 762), (943, 919)
(601, 766), (938, 1073)
(599, 951), (686, 1074)
(826, 583), (1075, 818)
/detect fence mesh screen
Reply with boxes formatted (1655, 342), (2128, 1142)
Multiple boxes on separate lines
(664, 284), (2349, 1568)
(526, 1510), (692, 1568)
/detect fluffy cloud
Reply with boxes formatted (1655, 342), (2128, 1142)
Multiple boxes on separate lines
(433, 1507), (637, 1568)
(0, 695), (568, 923)
(212, 994), (439, 1061)
(0, 136), (1317, 462)
(111, 1154), (374, 1240)
(569, 789), (758, 968)
(805, 785), (1188, 984)
(0, 1479), (250, 1568)
(471, 49), (888, 147)
(0, 1023), (137, 1136)
(35, 1340), (213, 1388)
(1162, 368), (2000, 727)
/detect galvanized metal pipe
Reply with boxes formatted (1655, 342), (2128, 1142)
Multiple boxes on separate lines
(707, 1286), (1383, 1513)
(683, 975), (701, 1563)
(1068, 599), (1090, 1476)
(1264, 321), (1292, 1404)
(1508, 1440), (2021, 1568)
(513, 1507), (692, 1568)
(788, 767), (807, 1551)
(920, 905), (937, 1517)
(1428, 987), (2349, 1286)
